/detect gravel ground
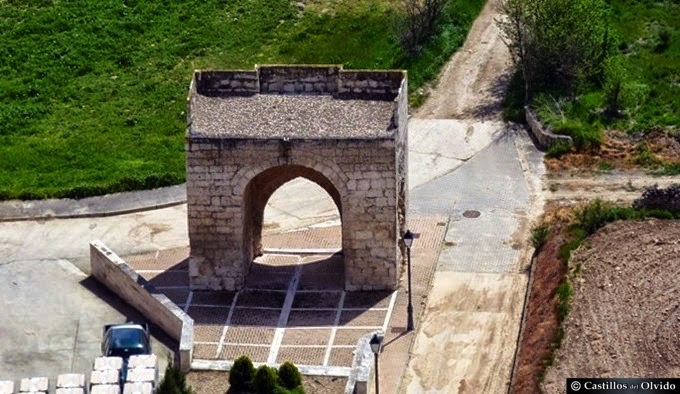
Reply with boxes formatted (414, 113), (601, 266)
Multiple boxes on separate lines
(190, 94), (395, 139)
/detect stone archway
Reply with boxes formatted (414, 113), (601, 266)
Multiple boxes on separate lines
(242, 164), (342, 262)
(185, 65), (409, 292)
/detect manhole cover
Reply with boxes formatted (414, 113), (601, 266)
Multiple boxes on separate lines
(463, 210), (481, 218)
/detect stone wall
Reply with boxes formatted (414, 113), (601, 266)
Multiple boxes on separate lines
(524, 106), (573, 150)
(192, 65), (404, 100)
(186, 138), (401, 291)
(193, 70), (259, 96)
(338, 70), (405, 100)
(259, 65), (339, 95)
(395, 77), (409, 256)
(90, 241), (194, 372)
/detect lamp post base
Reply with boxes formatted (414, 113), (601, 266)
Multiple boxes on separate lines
(407, 304), (414, 331)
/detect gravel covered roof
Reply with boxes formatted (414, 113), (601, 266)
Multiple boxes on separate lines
(189, 94), (396, 139)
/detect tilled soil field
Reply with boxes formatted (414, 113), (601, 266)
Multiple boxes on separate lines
(541, 219), (680, 393)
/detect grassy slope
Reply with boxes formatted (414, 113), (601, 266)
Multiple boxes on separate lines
(607, 0), (679, 129)
(530, 1), (679, 144)
(0, 0), (484, 199)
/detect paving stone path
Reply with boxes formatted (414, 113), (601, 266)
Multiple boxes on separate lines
(125, 216), (447, 387)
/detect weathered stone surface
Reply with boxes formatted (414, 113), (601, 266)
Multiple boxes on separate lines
(56, 388), (85, 394)
(186, 65), (409, 291)
(93, 356), (123, 371)
(125, 368), (156, 384)
(90, 369), (119, 385)
(19, 377), (48, 392)
(127, 354), (157, 370)
(122, 382), (153, 394)
(57, 374), (85, 388)
(0, 381), (14, 394)
(90, 385), (120, 394)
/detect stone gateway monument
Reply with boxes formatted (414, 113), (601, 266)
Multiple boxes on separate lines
(185, 65), (408, 291)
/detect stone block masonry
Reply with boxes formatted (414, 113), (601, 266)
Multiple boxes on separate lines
(186, 65), (409, 292)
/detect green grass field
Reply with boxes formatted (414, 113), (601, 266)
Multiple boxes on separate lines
(527, 0), (679, 155)
(0, 0), (484, 200)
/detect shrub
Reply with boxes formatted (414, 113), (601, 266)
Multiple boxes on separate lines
(253, 365), (278, 394)
(546, 140), (572, 158)
(654, 29), (671, 53)
(555, 280), (573, 321)
(633, 184), (680, 212)
(572, 198), (633, 236)
(157, 362), (193, 394)
(278, 361), (303, 391)
(634, 141), (659, 167)
(553, 121), (602, 152)
(530, 223), (550, 251)
(229, 355), (255, 392)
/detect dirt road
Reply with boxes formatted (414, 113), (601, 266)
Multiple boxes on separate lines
(545, 172), (680, 205)
(401, 1), (540, 392)
(415, 0), (511, 120)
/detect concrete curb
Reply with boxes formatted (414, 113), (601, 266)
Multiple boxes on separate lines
(0, 184), (187, 222)
(507, 248), (539, 393)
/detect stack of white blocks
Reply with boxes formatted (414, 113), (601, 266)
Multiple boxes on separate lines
(0, 354), (158, 394)
(90, 356), (123, 394)
(123, 355), (157, 394)
(19, 377), (48, 393)
(56, 374), (86, 394)
(0, 381), (14, 394)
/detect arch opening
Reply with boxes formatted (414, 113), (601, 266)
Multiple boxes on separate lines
(262, 177), (342, 250)
(242, 165), (344, 277)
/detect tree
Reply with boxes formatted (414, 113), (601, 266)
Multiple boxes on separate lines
(399, 0), (449, 55)
(499, 0), (615, 99)
(229, 355), (256, 392)
(278, 361), (303, 390)
(252, 365), (278, 394)
(603, 55), (626, 117)
(157, 362), (193, 394)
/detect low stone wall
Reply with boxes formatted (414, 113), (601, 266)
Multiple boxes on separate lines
(259, 65), (339, 95)
(524, 106), (573, 150)
(338, 71), (404, 100)
(192, 65), (405, 100)
(90, 241), (194, 372)
(194, 70), (259, 96)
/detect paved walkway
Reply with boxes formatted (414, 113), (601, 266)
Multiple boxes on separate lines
(402, 124), (545, 393)
(123, 218), (447, 394)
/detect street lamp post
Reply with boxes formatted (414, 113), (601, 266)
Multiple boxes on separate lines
(369, 333), (383, 394)
(403, 230), (415, 331)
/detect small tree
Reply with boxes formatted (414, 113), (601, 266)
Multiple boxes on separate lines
(399, 0), (449, 55)
(603, 55), (627, 117)
(157, 362), (193, 394)
(252, 365), (278, 394)
(229, 355), (255, 392)
(278, 361), (303, 390)
(499, 0), (615, 99)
